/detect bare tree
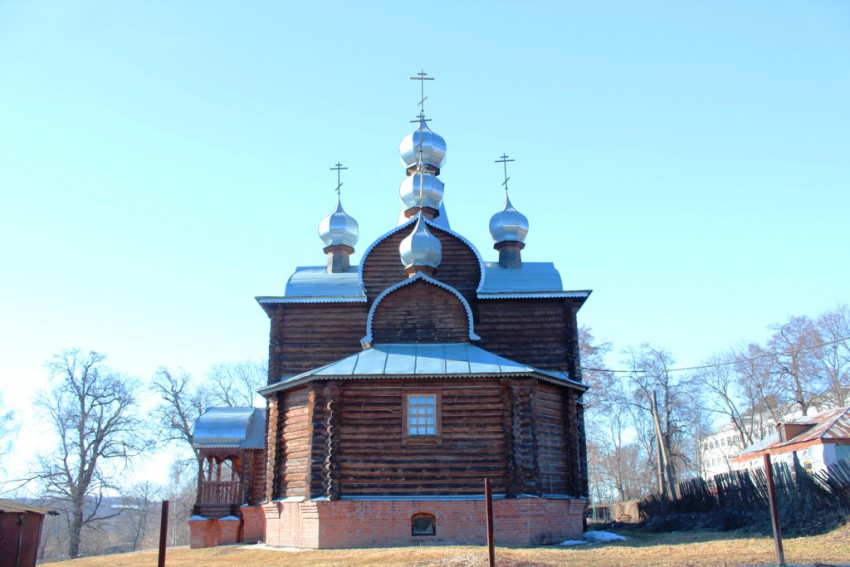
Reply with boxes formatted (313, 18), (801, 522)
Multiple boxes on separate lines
(814, 304), (850, 408)
(33, 350), (147, 559)
(767, 315), (824, 416)
(0, 393), (16, 465)
(150, 368), (211, 457)
(206, 360), (267, 407)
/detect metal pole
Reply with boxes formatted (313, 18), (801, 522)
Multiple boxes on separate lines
(763, 455), (785, 566)
(158, 500), (170, 567)
(485, 478), (495, 567)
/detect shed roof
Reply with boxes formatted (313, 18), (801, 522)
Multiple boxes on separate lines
(259, 342), (586, 395)
(0, 499), (58, 515)
(192, 407), (266, 449)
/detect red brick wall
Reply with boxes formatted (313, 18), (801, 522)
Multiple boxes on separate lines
(263, 497), (586, 549)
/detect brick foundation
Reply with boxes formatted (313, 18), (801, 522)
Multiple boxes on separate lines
(263, 497), (586, 549)
(189, 505), (266, 548)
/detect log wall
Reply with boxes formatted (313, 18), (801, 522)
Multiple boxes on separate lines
(333, 379), (508, 495)
(476, 299), (569, 370)
(274, 388), (312, 499)
(534, 383), (570, 495)
(361, 227), (481, 303)
(268, 303), (367, 381)
(371, 280), (469, 343)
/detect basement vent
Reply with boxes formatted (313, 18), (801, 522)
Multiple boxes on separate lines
(411, 513), (436, 536)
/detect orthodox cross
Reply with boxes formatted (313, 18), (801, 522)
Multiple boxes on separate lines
(495, 154), (515, 194)
(410, 69), (434, 114)
(330, 162), (347, 196)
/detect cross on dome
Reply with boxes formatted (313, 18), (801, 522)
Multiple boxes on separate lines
(410, 69), (434, 115)
(330, 162), (348, 197)
(495, 153), (515, 195)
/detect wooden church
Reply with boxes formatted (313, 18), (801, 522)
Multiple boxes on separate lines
(190, 77), (591, 548)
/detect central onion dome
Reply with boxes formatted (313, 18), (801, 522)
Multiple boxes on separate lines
(399, 171), (445, 212)
(399, 116), (447, 174)
(318, 197), (359, 247)
(489, 194), (529, 244)
(399, 214), (442, 271)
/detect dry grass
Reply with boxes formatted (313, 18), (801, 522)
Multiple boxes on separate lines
(44, 524), (850, 567)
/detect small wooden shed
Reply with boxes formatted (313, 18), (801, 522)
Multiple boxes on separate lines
(0, 499), (57, 567)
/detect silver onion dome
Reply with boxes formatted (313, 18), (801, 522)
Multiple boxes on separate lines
(318, 197), (359, 247)
(399, 214), (442, 269)
(489, 195), (529, 243)
(399, 171), (445, 211)
(399, 117), (447, 172)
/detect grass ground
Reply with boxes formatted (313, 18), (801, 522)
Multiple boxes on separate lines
(44, 523), (850, 567)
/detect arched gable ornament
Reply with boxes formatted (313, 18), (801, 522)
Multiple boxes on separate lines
(358, 216), (487, 293)
(361, 272), (481, 348)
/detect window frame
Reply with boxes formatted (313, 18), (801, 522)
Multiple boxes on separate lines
(402, 390), (442, 446)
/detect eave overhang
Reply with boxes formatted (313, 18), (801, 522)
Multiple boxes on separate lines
(258, 343), (587, 396)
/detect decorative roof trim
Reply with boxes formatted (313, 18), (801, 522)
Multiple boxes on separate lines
(259, 369), (586, 396)
(361, 273), (480, 347)
(256, 295), (367, 305)
(358, 216), (487, 293)
(477, 290), (592, 300)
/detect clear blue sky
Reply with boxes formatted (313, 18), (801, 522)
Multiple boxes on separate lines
(1, 1), (849, 478)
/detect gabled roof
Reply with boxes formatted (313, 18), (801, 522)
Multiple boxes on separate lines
(259, 342), (586, 395)
(733, 406), (850, 461)
(193, 407), (266, 449)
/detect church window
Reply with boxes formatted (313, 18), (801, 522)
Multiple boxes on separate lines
(403, 392), (441, 444)
(411, 513), (436, 536)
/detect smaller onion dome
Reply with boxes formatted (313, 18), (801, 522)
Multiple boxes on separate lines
(399, 171), (445, 211)
(399, 214), (442, 269)
(489, 194), (529, 243)
(318, 197), (359, 247)
(399, 117), (447, 172)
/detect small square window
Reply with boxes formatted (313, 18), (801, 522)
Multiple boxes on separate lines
(403, 391), (441, 445)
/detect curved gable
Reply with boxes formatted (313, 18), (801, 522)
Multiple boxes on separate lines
(363, 273), (479, 347)
(359, 217), (485, 302)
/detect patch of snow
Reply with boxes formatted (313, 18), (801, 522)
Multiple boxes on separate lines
(188, 515), (208, 521)
(559, 530), (629, 546)
(220, 515), (241, 521)
(584, 530), (628, 543)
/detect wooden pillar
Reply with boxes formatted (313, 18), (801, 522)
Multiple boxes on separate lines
(324, 383), (341, 500)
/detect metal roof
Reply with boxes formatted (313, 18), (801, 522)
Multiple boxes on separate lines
(192, 407), (266, 449)
(480, 262), (562, 293)
(734, 406), (850, 459)
(283, 266), (365, 298)
(776, 406), (850, 446)
(259, 343), (586, 395)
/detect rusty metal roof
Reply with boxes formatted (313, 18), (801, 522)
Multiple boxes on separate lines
(777, 406), (850, 447)
(734, 406), (850, 460)
(192, 407), (266, 449)
(259, 343), (586, 395)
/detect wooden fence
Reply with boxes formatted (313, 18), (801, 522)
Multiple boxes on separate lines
(638, 458), (850, 522)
